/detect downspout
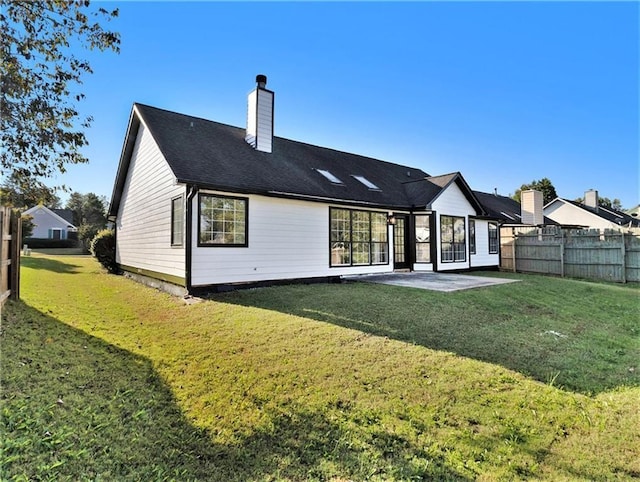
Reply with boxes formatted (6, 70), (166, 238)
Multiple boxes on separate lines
(185, 184), (198, 293)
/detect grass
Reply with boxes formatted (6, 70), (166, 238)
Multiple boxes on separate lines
(1, 253), (639, 481)
(214, 271), (639, 394)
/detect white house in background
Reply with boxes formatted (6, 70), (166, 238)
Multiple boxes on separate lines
(108, 75), (505, 293)
(544, 190), (640, 230)
(23, 205), (77, 239)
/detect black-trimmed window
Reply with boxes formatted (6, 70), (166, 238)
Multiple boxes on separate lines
(441, 215), (466, 263)
(198, 194), (248, 247)
(488, 222), (498, 254)
(330, 208), (388, 267)
(171, 196), (183, 246)
(469, 219), (476, 255)
(415, 214), (431, 263)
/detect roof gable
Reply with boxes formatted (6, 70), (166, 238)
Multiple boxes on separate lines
(403, 172), (485, 214)
(23, 205), (77, 229)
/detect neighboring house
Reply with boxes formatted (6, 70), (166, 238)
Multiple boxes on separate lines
(544, 190), (640, 230)
(625, 205), (640, 218)
(23, 206), (78, 239)
(108, 75), (504, 292)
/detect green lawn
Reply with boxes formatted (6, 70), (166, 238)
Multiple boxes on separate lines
(2, 254), (639, 481)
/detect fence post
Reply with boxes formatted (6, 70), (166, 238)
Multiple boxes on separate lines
(512, 228), (517, 272)
(10, 210), (21, 300)
(559, 229), (565, 278)
(621, 232), (626, 284)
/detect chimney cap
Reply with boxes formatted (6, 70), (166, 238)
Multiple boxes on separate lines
(256, 74), (267, 86)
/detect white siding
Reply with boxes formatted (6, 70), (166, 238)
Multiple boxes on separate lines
(431, 182), (475, 271)
(470, 219), (500, 268)
(191, 193), (393, 286)
(116, 122), (186, 280)
(544, 200), (620, 229)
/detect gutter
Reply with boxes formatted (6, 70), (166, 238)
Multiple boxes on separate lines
(185, 184), (198, 293)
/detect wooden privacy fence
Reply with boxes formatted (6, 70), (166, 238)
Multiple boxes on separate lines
(1, 206), (22, 307)
(500, 226), (640, 283)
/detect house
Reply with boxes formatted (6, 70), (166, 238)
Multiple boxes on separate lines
(108, 75), (504, 293)
(625, 204), (640, 218)
(23, 205), (77, 240)
(544, 190), (640, 230)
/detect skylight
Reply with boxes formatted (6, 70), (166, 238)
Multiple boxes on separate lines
(315, 169), (343, 184)
(352, 175), (380, 190)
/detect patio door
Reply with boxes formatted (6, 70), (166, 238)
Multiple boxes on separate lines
(393, 215), (410, 270)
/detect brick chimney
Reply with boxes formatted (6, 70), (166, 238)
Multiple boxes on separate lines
(521, 189), (544, 225)
(245, 74), (274, 153)
(584, 189), (598, 211)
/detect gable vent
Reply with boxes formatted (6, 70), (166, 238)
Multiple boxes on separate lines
(246, 74), (274, 153)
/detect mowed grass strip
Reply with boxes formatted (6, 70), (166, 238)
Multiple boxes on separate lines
(1, 254), (638, 481)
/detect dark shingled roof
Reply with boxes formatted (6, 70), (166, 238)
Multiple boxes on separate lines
(137, 103), (428, 208)
(560, 199), (640, 227)
(51, 208), (75, 226)
(472, 191), (522, 222)
(109, 104), (489, 218)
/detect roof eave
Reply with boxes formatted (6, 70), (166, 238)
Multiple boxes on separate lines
(108, 106), (141, 219)
(178, 178), (412, 211)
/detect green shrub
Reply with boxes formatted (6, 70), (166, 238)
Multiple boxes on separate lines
(23, 238), (81, 249)
(90, 229), (118, 273)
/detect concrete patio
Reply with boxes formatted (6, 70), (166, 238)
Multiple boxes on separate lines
(344, 271), (519, 292)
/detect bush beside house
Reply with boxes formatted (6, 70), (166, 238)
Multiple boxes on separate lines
(90, 229), (118, 273)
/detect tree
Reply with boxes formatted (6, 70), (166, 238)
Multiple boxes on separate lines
(65, 191), (107, 249)
(512, 178), (558, 205)
(1, 1), (120, 189)
(574, 195), (623, 211)
(20, 213), (35, 243)
(0, 172), (61, 209)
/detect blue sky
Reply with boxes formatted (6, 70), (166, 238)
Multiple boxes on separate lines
(47, 1), (638, 208)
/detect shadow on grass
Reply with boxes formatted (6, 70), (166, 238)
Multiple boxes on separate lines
(1, 301), (470, 481)
(20, 255), (81, 274)
(209, 281), (639, 395)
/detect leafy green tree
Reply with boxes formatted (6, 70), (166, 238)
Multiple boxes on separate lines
(1, 1), (120, 189)
(20, 213), (35, 243)
(0, 173), (61, 209)
(65, 191), (107, 249)
(512, 178), (558, 205)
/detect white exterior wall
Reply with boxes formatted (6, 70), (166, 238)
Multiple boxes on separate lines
(470, 219), (500, 268)
(116, 122), (186, 280)
(544, 200), (618, 229)
(431, 182), (475, 271)
(25, 207), (74, 239)
(191, 192), (394, 286)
